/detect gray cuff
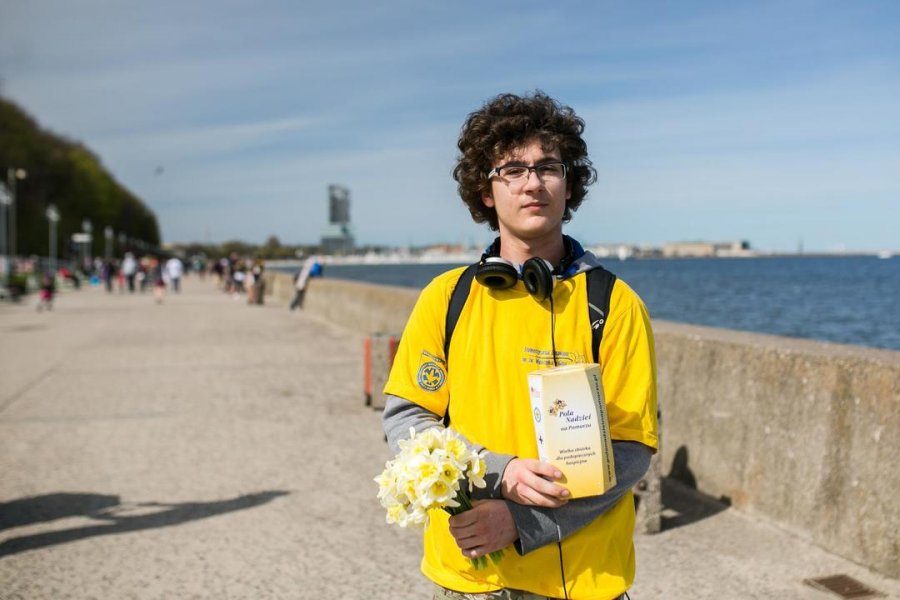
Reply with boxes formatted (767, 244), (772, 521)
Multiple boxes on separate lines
(506, 502), (558, 556)
(382, 394), (442, 453)
(505, 441), (653, 554)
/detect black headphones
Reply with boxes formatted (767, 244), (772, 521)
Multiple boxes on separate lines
(474, 237), (579, 302)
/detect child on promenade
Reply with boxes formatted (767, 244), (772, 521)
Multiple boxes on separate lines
(37, 271), (55, 311)
(152, 259), (166, 304)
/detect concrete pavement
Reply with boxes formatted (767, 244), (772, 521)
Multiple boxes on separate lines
(1, 277), (897, 599)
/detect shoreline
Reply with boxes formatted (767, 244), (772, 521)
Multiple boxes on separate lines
(266, 250), (895, 269)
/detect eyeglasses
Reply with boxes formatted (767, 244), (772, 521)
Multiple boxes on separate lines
(487, 161), (567, 186)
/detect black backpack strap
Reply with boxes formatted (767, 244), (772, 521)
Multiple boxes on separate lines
(442, 263), (478, 427)
(586, 267), (617, 363)
(444, 263), (478, 362)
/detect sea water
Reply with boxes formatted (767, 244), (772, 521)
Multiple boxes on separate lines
(279, 256), (900, 351)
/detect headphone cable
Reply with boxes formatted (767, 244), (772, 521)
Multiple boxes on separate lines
(549, 294), (568, 599)
(549, 294), (558, 367)
(557, 540), (569, 599)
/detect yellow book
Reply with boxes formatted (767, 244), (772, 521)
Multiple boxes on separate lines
(527, 363), (616, 498)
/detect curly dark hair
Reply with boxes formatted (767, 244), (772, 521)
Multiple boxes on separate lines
(452, 91), (597, 231)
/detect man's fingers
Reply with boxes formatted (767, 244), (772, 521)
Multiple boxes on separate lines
(523, 471), (570, 499)
(519, 459), (570, 496)
(448, 509), (479, 529)
(523, 487), (568, 507)
(451, 531), (480, 549)
(529, 460), (564, 481)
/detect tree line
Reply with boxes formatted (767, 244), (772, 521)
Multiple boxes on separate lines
(170, 236), (396, 262)
(1, 96), (160, 261)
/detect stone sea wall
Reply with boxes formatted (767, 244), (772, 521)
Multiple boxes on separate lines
(263, 272), (900, 577)
(653, 322), (899, 578)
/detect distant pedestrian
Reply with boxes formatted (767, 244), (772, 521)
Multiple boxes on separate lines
(290, 255), (322, 311)
(121, 252), (138, 293)
(212, 258), (225, 287)
(102, 259), (117, 293)
(165, 257), (184, 293)
(59, 266), (80, 289)
(193, 256), (207, 279)
(139, 256), (153, 292)
(231, 264), (246, 298)
(248, 259), (265, 305)
(152, 259), (166, 304)
(36, 272), (55, 311)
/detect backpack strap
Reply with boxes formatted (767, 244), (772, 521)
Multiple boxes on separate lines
(444, 263), (478, 362)
(586, 266), (617, 363)
(442, 263), (478, 427)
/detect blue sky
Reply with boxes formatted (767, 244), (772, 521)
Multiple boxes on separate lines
(2, 0), (898, 252)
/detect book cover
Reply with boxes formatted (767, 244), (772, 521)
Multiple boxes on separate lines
(527, 363), (616, 498)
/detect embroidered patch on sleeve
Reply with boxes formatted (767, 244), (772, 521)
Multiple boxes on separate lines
(416, 350), (446, 391)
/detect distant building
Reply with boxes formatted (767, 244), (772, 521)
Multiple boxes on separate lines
(320, 185), (355, 255)
(589, 243), (638, 260)
(662, 240), (752, 258)
(586, 243), (666, 260)
(329, 184), (351, 225)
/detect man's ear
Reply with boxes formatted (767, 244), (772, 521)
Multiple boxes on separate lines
(482, 190), (495, 208)
(566, 181), (572, 200)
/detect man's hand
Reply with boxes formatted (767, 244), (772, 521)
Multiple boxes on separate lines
(501, 458), (570, 507)
(448, 500), (517, 559)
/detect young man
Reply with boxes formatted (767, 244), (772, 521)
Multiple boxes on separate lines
(383, 92), (658, 600)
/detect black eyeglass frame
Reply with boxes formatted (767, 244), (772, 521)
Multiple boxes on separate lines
(486, 161), (568, 181)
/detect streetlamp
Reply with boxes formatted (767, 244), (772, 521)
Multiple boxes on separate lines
(104, 226), (113, 259)
(46, 205), (60, 276)
(6, 168), (27, 262)
(82, 219), (93, 272)
(0, 184), (9, 277)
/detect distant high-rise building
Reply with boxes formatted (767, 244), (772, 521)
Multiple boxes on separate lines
(320, 184), (355, 255)
(329, 184), (351, 225)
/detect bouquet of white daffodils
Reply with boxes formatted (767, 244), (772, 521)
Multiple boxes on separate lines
(375, 426), (504, 568)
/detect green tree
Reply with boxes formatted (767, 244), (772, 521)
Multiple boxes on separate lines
(1, 96), (161, 260)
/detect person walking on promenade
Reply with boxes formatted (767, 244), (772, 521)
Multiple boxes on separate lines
(152, 258), (166, 304)
(212, 258), (225, 288)
(139, 255), (153, 293)
(36, 271), (55, 311)
(165, 256), (184, 293)
(121, 252), (138, 293)
(289, 255), (321, 311)
(231, 261), (246, 298)
(102, 259), (117, 293)
(382, 92), (658, 600)
(247, 259), (265, 305)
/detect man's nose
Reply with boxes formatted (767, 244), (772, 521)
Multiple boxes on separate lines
(520, 168), (545, 191)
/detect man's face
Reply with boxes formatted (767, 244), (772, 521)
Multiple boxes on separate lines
(482, 139), (570, 244)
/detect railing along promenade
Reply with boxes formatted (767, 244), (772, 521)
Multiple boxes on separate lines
(264, 271), (900, 579)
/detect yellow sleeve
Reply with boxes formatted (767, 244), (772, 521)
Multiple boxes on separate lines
(383, 268), (466, 417)
(599, 279), (659, 451)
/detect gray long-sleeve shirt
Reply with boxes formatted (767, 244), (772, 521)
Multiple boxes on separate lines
(383, 394), (652, 555)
